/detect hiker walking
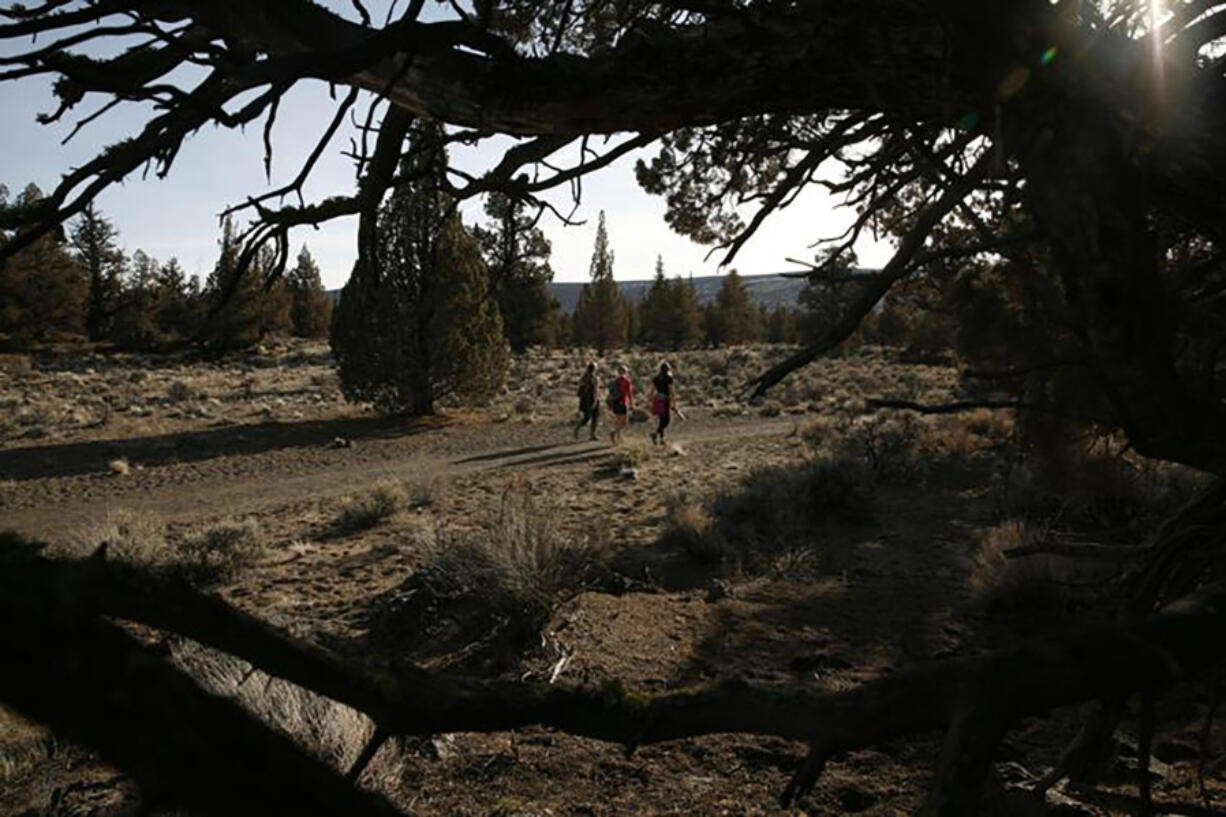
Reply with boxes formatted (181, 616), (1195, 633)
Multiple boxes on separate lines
(649, 361), (676, 445)
(607, 364), (635, 444)
(574, 362), (600, 440)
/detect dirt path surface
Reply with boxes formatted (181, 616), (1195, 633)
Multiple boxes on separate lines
(0, 411), (795, 542)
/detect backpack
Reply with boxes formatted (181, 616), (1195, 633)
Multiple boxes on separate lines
(607, 379), (622, 402)
(577, 374), (596, 402)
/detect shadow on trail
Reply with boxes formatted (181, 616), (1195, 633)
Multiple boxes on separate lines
(0, 414), (439, 481)
(496, 445), (610, 470)
(454, 442), (565, 464)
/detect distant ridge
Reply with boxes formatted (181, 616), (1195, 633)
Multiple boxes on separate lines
(549, 271), (808, 313)
(329, 270), (876, 312)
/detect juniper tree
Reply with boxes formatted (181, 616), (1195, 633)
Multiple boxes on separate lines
(331, 126), (507, 416)
(474, 193), (556, 351)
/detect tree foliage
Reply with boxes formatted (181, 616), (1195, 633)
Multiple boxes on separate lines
(69, 201), (123, 342)
(331, 126), (507, 416)
(474, 193), (557, 350)
(707, 269), (760, 346)
(203, 218), (291, 350)
(0, 184), (85, 343)
(573, 211), (628, 353)
(639, 256), (703, 349)
(287, 245), (333, 339)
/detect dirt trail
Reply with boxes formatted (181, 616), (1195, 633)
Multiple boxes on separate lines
(0, 414), (797, 542)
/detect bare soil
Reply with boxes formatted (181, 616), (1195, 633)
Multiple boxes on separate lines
(1, 341), (1222, 816)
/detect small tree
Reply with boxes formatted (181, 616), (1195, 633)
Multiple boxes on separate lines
(640, 257), (702, 349)
(0, 184), (86, 343)
(154, 257), (203, 340)
(287, 245), (332, 338)
(709, 268), (759, 346)
(331, 126), (507, 415)
(474, 193), (555, 351)
(70, 201), (124, 341)
(111, 249), (162, 349)
(573, 211), (627, 353)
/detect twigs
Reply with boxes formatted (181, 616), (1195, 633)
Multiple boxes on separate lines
(744, 149), (992, 399)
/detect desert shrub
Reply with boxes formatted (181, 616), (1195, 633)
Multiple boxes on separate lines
(999, 437), (1207, 531)
(368, 488), (607, 672)
(167, 379), (193, 402)
(698, 455), (875, 570)
(176, 517), (265, 585)
(659, 493), (727, 564)
(835, 413), (924, 484)
(336, 480), (406, 532)
(966, 520), (1098, 630)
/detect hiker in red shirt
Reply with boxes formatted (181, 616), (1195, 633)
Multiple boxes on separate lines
(607, 364), (635, 444)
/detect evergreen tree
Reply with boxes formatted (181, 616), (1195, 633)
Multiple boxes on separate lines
(474, 193), (555, 351)
(331, 125), (507, 415)
(667, 274), (704, 349)
(638, 256), (670, 347)
(202, 219), (291, 348)
(154, 257), (202, 340)
(765, 304), (798, 344)
(111, 249), (161, 348)
(287, 245), (332, 338)
(0, 184), (86, 342)
(796, 249), (864, 342)
(70, 201), (124, 341)
(710, 269), (759, 345)
(572, 211), (627, 353)
(639, 257), (702, 349)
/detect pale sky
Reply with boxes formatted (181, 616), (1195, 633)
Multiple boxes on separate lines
(0, 2), (893, 290)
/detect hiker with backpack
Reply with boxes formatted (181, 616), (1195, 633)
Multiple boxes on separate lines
(649, 361), (677, 445)
(574, 362), (600, 440)
(607, 364), (635, 444)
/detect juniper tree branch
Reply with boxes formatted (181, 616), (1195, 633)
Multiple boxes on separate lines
(3, 546), (1226, 813)
(744, 150), (991, 399)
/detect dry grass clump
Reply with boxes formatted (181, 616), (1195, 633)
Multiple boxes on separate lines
(610, 436), (652, 470)
(335, 479), (406, 532)
(405, 464), (447, 509)
(659, 493), (727, 564)
(426, 488), (607, 613)
(968, 520), (1083, 619)
(176, 516), (265, 585)
(0, 706), (53, 782)
(69, 508), (165, 565)
(68, 510), (262, 586)
(108, 457), (131, 476)
(370, 488), (608, 672)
